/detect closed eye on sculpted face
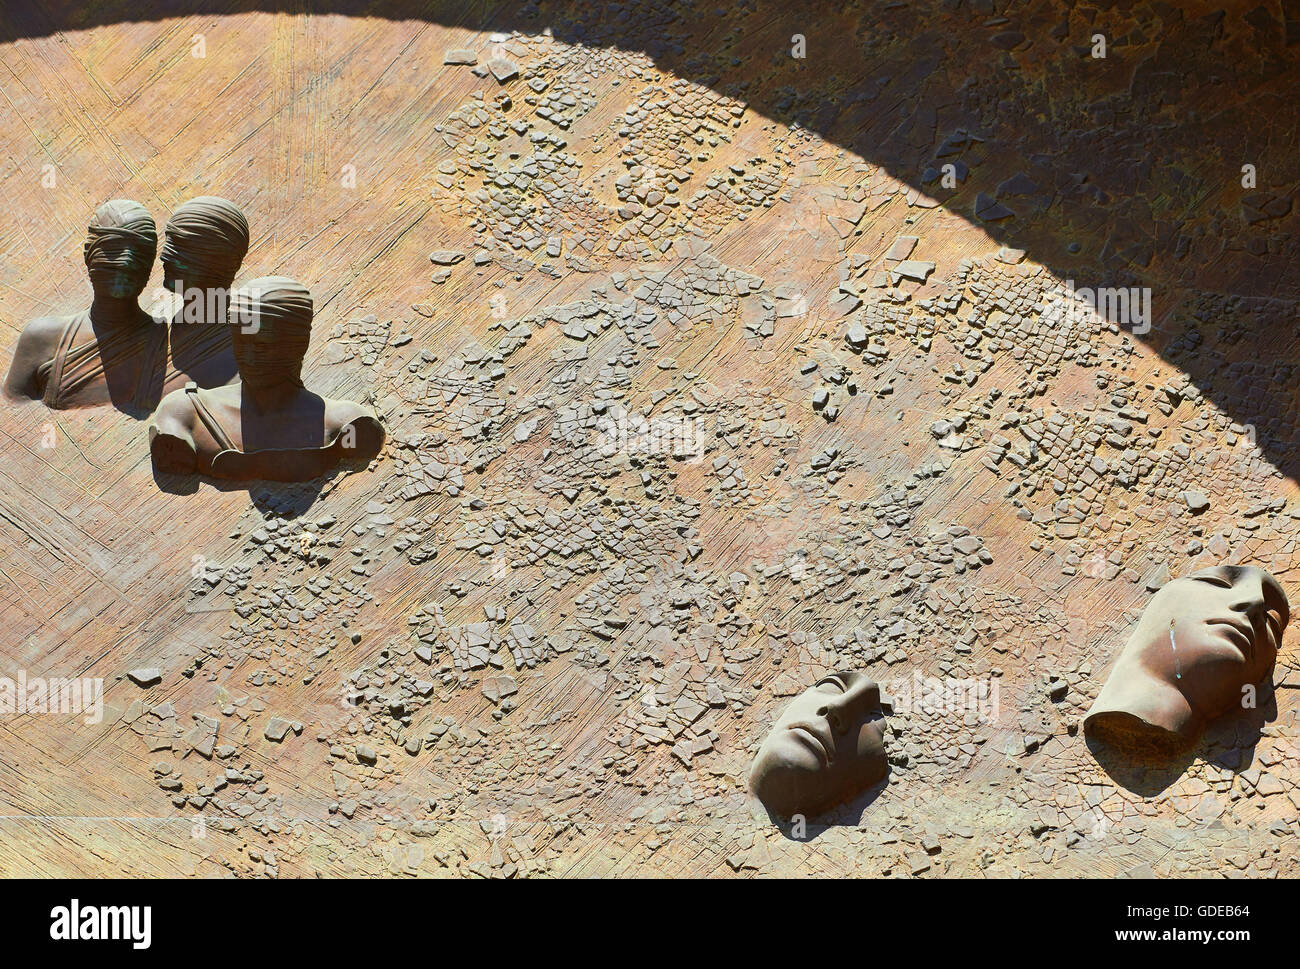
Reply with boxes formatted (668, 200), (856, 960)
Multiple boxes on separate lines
(822, 671), (882, 726)
(1265, 609), (1284, 644)
(1225, 566), (1289, 627)
(1192, 566), (1289, 650)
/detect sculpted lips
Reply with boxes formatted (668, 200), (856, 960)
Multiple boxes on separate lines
(786, 722), (833, 766)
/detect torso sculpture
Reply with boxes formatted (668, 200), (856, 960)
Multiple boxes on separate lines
(4, 200), (164, 414)
(149, 276), (384, 482)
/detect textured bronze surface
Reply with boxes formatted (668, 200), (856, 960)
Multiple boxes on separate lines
(0, 1), (1298, 879)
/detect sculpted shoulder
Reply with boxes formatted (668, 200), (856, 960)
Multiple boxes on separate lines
(4, 315), (68, 401)
(17, 315), (68, 345)
(326, 398), (384, 462)
(148, 387), (199, 474)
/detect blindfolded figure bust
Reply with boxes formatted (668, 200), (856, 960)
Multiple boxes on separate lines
(158, 195), (249, 389)
(5, 199), (163, 412)
(149, 276), (383, 482)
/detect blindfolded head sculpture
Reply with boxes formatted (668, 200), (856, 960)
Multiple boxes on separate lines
(228, 276), (312, 387)
(84, 199), (156, 299)
(749, 670), (888, 818)
(1085, 565), (1289, 756)
(161, 196), (249, 291)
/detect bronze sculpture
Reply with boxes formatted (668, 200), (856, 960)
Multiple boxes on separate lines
(749, 670), (888, 818)
(1085, 565), (1289, 756)
(149, 276), (383, 482)
(4, 199), (164, 413)
(159, 196), (249, 389)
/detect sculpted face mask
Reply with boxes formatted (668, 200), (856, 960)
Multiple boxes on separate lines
(84, 199), (156, 299)
(1085, 565), (1289, 756)
(228, 276), (313, 388)
(749, 670), (888, 818)
(161, 196), (249, 291)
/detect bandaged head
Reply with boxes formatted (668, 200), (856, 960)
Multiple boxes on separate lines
(161, 196), (249, 290)
(83, 200), (156, 297)
(228, 276), (313, 387)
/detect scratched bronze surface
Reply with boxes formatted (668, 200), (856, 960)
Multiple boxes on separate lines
(1, 1), (1298, 877)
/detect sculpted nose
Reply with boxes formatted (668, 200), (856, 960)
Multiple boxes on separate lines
(843, 676), (882, 721)
(1231, 572), (1267, 618)
(816, 703), (846, 734)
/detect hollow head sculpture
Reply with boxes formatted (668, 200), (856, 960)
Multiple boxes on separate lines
(749, 670), (888, 818)
(4, 199), (163, 412)
(149, 276), (384, 482)
(1085, 565), (1289, 757)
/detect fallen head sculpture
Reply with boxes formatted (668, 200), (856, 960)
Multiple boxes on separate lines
(1085, 564), (1289, 757)
(149, 276), (384, 482)
(4, 199), (162, 411)
(749, 670), (888, 818)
